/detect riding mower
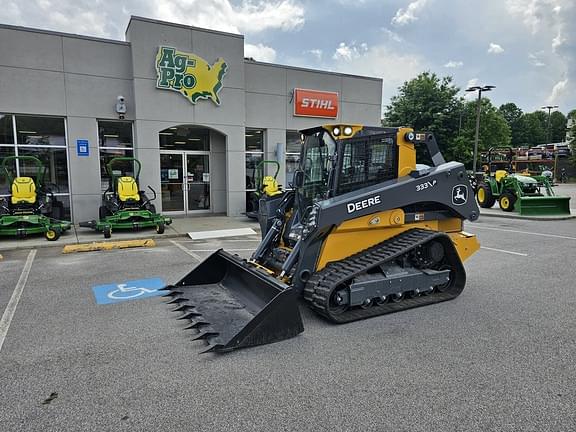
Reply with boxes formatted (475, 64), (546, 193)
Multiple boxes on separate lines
(476, 147), (570, 216)
(0, 155), (71, 241)
(79, 157), (172, 238)
(246, 160), (283, 219)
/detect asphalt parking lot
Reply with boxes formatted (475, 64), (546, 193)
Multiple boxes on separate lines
(1, 217), (576, 431)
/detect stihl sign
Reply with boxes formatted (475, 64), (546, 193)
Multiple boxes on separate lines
(293, 88), (339, 118)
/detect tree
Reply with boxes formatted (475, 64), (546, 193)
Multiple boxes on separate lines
(498, 103), (529, 146)
(456, 99), (511, 165)
(549, 111), (567, 143)
(522, 112), (547, 146)
(383, 71), (463, 161)
(568, 109), (576, 164)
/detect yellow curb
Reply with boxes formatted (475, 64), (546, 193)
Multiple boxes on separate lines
(62, 239), (156, 254)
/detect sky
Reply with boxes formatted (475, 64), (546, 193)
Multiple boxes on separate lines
(1, 0), (575, 115)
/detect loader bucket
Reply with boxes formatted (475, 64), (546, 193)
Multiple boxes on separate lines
(163, 250), (304, 353)
(515, 196), (571, 216)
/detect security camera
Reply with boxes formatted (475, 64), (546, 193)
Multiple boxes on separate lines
(115, 95), (127, 119)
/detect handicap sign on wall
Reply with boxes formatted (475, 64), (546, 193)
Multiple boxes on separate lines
(92, 277), (166, 305)
(76, 139), (89, 157)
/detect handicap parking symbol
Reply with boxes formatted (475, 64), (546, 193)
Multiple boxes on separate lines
(92, 277), (166, 305)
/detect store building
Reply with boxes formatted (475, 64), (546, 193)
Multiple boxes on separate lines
(0, 16), (382, 222)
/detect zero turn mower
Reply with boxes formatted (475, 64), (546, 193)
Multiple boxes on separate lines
(79, 157), (171, 238)
(0, 155), (71, 241)
(246, 160), (283, 219)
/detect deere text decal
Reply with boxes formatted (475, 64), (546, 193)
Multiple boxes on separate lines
(155, 46), (228, 105)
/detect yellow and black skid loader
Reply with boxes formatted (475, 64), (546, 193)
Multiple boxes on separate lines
(163, 125), (480, 352)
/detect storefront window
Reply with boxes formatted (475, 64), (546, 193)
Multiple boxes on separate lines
(18, 147), (69, 193)
(0, 114), (14, 144)
(16, 116), (66, 146)
(98, 121), (133, 148)
(0, 114), (70, 218)
(159, 126), (209, 151)
(0, 146), (16, 195)
(286, 130), (301, 186)
(98, 121), (134, 191)
(245, 128), (265, 212)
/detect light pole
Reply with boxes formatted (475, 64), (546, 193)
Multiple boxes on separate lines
(541, 105), (558, 144)
(466, 85), (495, 174)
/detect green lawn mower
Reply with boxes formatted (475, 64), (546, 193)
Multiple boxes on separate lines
(79, 157), (172, 238)
(476, 147), (570, 216)
(0, 155), (71, 241)
(246, 160), (283, 220)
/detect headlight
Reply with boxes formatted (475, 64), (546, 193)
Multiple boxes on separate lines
(332, 127), (340, 136)
(343, 126), (353, 136)
(301, 205), (320, 239)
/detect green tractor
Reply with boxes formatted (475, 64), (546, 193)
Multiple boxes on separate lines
(476, 147), (570, 216)
(246, 160), (283, 220)
(79, 157), (172, 238)
(0, 155), (71, 241)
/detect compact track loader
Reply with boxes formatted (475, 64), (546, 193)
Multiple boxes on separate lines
(164, 125), (480, 352)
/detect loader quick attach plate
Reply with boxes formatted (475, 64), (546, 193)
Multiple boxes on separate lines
(163, 250), (304, 353)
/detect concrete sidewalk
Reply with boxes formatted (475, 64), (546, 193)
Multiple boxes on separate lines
(0, 215), (260, 251)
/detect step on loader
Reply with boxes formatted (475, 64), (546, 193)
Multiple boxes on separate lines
(163, 125), (481, 352)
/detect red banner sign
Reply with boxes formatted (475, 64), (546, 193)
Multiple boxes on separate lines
(293, 88), (339, 118)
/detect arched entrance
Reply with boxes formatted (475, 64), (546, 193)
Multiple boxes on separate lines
(158, 125), (224, 215)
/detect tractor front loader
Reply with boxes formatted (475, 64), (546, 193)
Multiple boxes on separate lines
(163, 125), (480, 352)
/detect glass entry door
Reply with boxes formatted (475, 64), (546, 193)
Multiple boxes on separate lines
(160, 151), (210, 214)
(186, 154), (210, 211)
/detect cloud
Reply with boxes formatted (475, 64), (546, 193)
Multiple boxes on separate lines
(154, 0), (305, 34)
(381, 27), (403, 43)
(444, 60), (463, 68)
(0, 0), (121, 38)
(487, 42), (504, 54)
(330, 44), (425, 106)
(305, 49), (323, 61)
(506, 0), (575, 106)
(244, 43), (277, 62)
(391, 0), (429, 26)
(332, 42), (368, 61)
(0, 0), (305, 39)
(528, 53), (546, 67)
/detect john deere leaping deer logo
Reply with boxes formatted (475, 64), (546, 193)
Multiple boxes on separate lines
(452, 184), (468, 206)
(155, 46), (228, 105)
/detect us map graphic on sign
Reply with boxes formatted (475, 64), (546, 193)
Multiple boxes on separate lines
(155, 46), (228, 105)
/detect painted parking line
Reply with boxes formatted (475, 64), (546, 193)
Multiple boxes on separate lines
(169, 240), (202, 261)
(0, 249), (36, 354)
(480, 246), (528, 257)
(92, 277), (166, 305)
(471, 225), (576, 240)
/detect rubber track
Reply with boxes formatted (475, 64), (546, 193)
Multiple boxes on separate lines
(303, 228), (466, 323)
